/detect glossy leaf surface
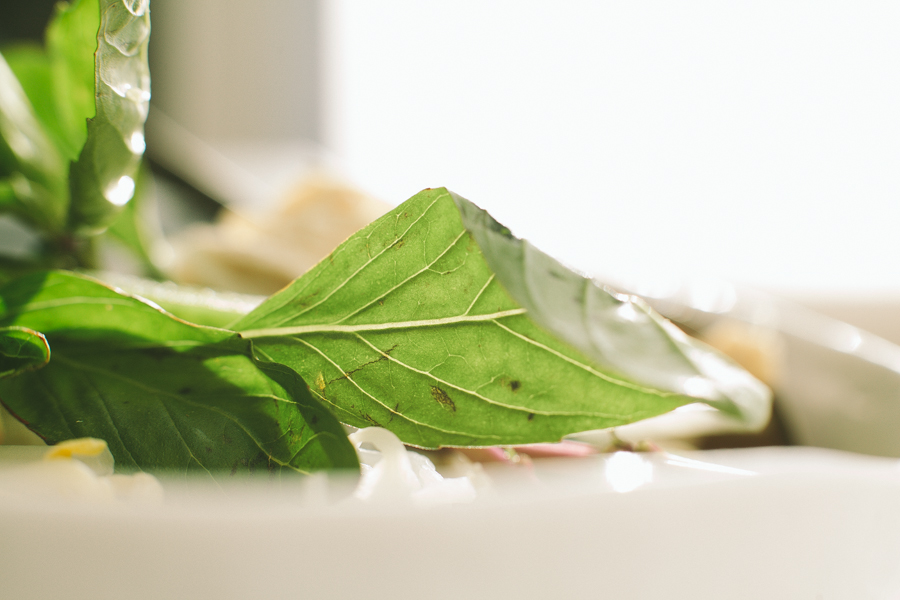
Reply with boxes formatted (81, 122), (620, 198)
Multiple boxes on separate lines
(67, 0), (151, 233)
(236, 189), (769, 448)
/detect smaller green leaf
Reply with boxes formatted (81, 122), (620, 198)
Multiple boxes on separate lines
(0, 325), (49, 379)
(94, 272), (264, 330)
(0, 271), (359, 476)
(0, 338), (356, 475)
(0, 270), (226, 346)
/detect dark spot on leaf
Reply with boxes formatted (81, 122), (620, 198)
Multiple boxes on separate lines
(310, 414), (318, 425)
(364, 413), (379, 426)
(395, 239), (405, 249)
(248, 451), (270, 474)
(178, 386), (191, 395)
(223, 431), (233, 445)
(230, 457), (249, 476)
(509, 380), (521, 391)
(430, 386), (456, 412)
(378, 299), (385, 306)
(205, 446), (212, 453)
(527, 413), (535, 421)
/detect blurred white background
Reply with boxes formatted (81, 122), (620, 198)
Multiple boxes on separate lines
(149, 1), (900, 298)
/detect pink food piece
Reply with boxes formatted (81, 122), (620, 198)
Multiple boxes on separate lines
(457, 441), (597, 464)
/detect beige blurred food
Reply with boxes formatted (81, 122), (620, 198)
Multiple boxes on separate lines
(168, 176), (390, 295)
(700, 319), (784, 388)
(694, 319), (788, 448)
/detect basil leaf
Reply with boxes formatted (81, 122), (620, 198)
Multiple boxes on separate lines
(0, 271), (358, 475)
(0, 326), (49, 380)
(0, 51), (68, 232)
(1, 43), (68, 152)
(236, 188), (768, 448)
(0, 0), (151, 236)
(67, 0), (151, 233)
(0, 179), (12, 208)
(45, 0), (101, 162)
(0, 270), (224, 346)
(94, 272), (264, 330)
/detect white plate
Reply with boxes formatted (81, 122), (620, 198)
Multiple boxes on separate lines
(1, 446), (899, 600)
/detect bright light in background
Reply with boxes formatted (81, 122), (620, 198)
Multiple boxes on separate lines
(321, 1), (900, 297)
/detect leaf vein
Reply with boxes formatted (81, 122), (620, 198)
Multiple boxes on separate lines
(351, 333), (624, 418)
(292, 337), (497, 441)
(491, 320), (676, 396)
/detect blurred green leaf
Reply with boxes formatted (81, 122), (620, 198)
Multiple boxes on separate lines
(1, 43), (68, 151)
(45, 0), (99, 162)
(0, 51), (68, 232)
(102, 162), (164, 278)
(0, 178), (13, 208)
(68, 0), (151, 234)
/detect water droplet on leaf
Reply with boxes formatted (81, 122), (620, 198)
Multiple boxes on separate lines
(104, 175), (135, 207)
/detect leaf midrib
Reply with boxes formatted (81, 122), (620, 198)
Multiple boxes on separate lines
(239, 308), (527, 338)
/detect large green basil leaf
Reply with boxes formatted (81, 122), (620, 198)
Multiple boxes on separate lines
(0, 326), (49, 380)
(0, 271), (358, 476)
(235, 188), (770, 448)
